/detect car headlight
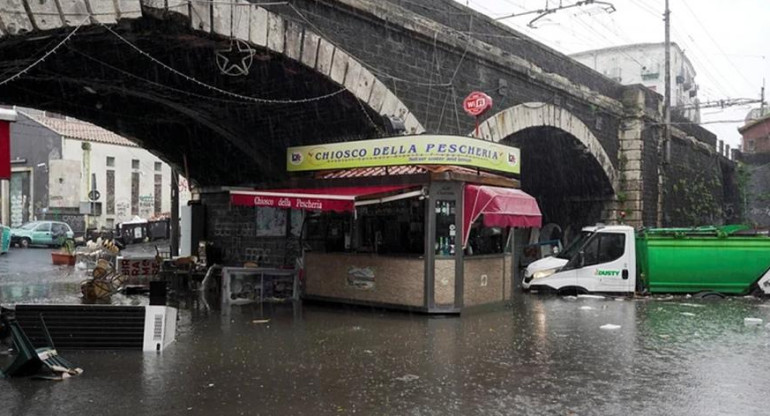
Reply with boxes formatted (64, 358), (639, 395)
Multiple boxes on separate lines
(532, 268), (559, 280)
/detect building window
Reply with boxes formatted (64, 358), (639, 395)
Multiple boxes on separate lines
(106, 170), (115, 215)
(154, 162), (162, 172)
(131, 172), (140, 216)
(132, 159), (140, 170)
(748, 139), (756, 153)
(154, 174), (162, 215)
(106, 156), (115, 167)
(106, 218), (115, 230)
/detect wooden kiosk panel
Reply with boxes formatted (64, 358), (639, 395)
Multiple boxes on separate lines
(433, 258), (455, 307)
(305, 253), (425, 307)
(463, 256), (507, 307)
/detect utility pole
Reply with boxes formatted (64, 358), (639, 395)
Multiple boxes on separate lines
(657, 0), (671, 228)
(663, 0), (671, 157)
(761, 78), (766, 115)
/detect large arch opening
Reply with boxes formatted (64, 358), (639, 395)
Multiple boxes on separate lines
(0, 7), (422, 187)
(503, 126), (615, 239)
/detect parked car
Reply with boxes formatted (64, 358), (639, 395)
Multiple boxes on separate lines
(10, 221), (74, 248)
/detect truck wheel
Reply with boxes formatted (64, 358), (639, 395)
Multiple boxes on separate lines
(558, 287), (587, 296)
(694, 291), (724, 300)
(20, 238), (31, 248)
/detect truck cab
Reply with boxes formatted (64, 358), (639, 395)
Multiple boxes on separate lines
(522, 226), (597, 290)
(526, 225), (636, 295)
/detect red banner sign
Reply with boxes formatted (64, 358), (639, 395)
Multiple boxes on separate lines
(463, 91), (493, 117)
(0, 121), (10, 180)
(230, 191), (355, 213)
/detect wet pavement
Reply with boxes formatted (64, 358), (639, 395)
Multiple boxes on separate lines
(1, 247), (770, 415)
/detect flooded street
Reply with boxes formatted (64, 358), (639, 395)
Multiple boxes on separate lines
(2, 248), (770, 416)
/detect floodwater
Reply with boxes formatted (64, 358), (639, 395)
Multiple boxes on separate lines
(2, 248), (770, 416)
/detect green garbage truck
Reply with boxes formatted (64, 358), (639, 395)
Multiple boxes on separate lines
(523, 225), (770, 296)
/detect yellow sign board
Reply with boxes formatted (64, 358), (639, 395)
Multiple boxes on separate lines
(287, 135), (520, 174)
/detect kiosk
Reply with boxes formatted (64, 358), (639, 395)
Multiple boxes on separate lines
(229, 135), (541, 313)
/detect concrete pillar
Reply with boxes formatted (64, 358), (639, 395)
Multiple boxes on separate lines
(170, 171), (180, 256)
(616, 87), (647, 228)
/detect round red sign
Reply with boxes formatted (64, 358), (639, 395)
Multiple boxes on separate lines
(463, 91), (493, 117)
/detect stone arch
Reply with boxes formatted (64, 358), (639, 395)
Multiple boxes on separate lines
(0, 0), (425, 134)
(475, 102), (618, 192)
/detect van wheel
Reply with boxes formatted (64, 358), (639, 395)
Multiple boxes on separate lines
(558, 287), (588, 296)
(20, 238), (31, 248)
(694, 291), (724, 300)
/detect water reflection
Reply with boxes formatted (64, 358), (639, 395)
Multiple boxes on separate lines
(1, 248), (769, 415)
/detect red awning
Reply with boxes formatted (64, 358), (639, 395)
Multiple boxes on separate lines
(463, 184), (542, 247)
(230, 185), (418, 213)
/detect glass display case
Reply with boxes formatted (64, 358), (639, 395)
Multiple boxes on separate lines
(434, 200), (456, 256)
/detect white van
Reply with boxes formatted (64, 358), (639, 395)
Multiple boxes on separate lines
(522, 226), (597, 290)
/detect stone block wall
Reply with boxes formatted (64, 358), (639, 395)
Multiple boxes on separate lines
(662, 136), (729, 226)
(283, 0), (623, 166)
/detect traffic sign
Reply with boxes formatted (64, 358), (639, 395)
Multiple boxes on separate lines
(88, 190), (101, 201)
(463, 91), (493, 117)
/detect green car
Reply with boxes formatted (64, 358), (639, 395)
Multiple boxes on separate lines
(10, 221), (75, 248)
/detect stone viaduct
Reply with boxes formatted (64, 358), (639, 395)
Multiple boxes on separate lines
(0, 0), (740, 235)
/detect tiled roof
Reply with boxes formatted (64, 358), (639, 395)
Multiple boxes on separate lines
(22, 111), (138, 147)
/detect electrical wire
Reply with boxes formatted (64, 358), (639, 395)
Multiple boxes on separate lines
(679, 0), (756, 91)
(99, 23), (348, 104)
(0, 15), (89, 87)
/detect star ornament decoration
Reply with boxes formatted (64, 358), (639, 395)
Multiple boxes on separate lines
(215, 39), (256, 77)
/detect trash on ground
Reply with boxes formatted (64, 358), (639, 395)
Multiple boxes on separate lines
(251, 319), (270, 324)
(579, 306), (594, 311)
(744, 317), (763, 326)
(680, 303), (706, 308)
(600, 324), (621, 330)
(395, 374), (419, 382)
(681, 312), (697, 317)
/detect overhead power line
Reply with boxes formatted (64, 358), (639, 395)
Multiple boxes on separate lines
(680, 97), (765, 110)
(495, 0), (616, 28)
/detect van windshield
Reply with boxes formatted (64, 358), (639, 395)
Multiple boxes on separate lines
(556, 230), (593, 259)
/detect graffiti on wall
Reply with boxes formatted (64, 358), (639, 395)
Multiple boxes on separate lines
(139, 195), (154, 217)
(116, 201), (130, 218)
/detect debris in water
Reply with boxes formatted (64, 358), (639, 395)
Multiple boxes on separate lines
(680, 303), (706, 308)
(681, 312), (696, 317)
(251, 319), (270, 324)
(395, 374), (419, 382)
(578, 295), (605, 299)
(562, 296), (577, 301)
(579, 306), (594, 311)
(744, 318), (763, 326)
(600, 324), (621, 330)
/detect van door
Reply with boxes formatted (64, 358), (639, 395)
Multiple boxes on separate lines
(574, 231), (632, 293)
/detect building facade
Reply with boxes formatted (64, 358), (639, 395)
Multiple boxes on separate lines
(571, 42), (700, 123)
(740, 108), (770, 154)
(10, 109), (175, 233)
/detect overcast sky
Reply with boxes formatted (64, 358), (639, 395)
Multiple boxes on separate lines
(455, 0), (769, 149)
